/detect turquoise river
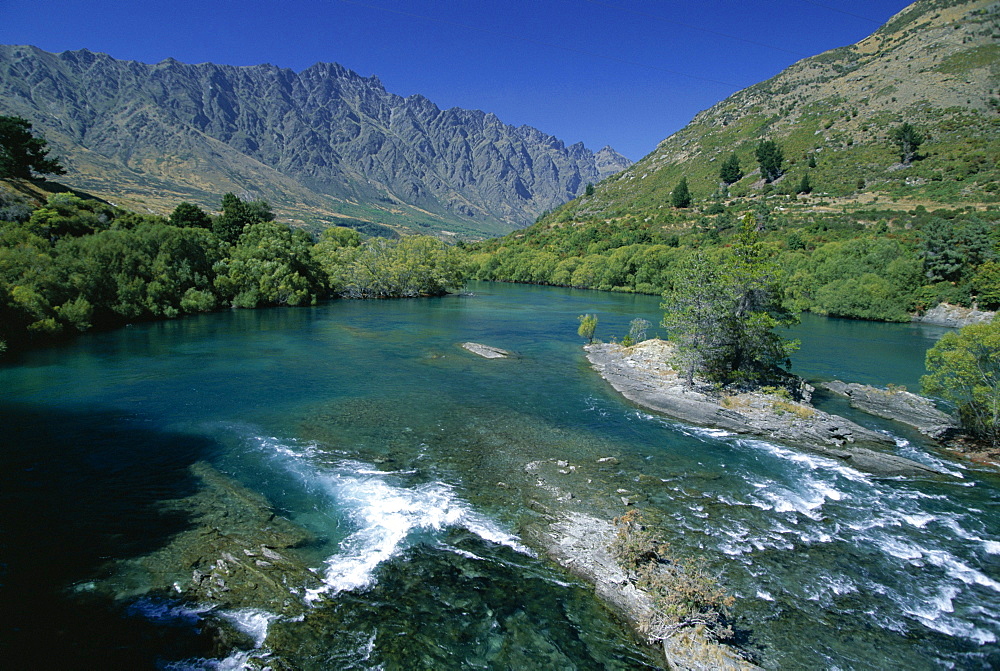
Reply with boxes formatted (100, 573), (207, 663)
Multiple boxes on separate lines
(0, 282), (997, 669)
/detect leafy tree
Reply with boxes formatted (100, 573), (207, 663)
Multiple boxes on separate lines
(972, 261), (1000, 310)
(719, 153), (743, 185)
(0, 116), (66, 179)
(889, 122), (924, 165)
(0, 223), (63, 340)
(169, 202), (213, 229)
(316, 234), (464, 299)
(922, 321), (1000, 446)
(671, 178), (692, 208)
(28, 193), (114, 241)
(56, 222), (224, 321)
(214, 221), (324, 308)
(662, 213), (797, 387)
(578, 313), (598, 344)
(213, 193), (274, 243)
(755, 140), (784, 182)
(621, 317), (651, 347)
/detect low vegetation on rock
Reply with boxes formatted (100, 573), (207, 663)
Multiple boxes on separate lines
(611, 510), (735, 644)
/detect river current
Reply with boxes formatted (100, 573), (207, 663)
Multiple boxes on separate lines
(0, 282), (997, 669)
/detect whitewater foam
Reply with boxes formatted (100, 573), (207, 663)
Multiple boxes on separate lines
(246, 433), (532, 604)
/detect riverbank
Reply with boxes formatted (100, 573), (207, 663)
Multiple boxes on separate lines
(584, 339), (945, 478)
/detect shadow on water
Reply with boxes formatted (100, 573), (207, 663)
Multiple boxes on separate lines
(0, 403), (220, 669)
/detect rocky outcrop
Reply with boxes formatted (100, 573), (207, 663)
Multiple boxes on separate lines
(460, 342), (511, 358)
(912, 303), (996, 328)
(820, 380), (958, 440)
(585, 340), (945, 478)
(529, 511), (759, 671)
(0, 45), (631, 236)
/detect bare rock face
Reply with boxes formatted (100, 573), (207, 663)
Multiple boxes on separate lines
(821, 380), (958, 440)
(584, 340), (946, 478)
(912, 303), (996, 329)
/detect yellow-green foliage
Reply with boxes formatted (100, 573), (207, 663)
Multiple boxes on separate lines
(314, 233), (466, 299)
(922, 321), (1000, 445)
(612, 510), (735, 642)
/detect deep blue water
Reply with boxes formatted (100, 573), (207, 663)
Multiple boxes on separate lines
(1, 282), (997, 669)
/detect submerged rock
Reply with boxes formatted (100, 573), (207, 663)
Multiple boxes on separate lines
(461, 342), (511, 358)
(585, 340), (945, 478)
(820, 381), (958, 440)
(104, 461), (322, 617)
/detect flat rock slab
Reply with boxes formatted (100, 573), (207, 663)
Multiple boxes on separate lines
(585, 340), (945, 478)
(821, 380), (958, 440)
(461, 342), (511, 358)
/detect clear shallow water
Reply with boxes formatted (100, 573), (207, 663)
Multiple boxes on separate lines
(1, 282), (997, 669)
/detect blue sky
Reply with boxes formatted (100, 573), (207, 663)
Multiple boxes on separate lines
(0, 0), (914, 161)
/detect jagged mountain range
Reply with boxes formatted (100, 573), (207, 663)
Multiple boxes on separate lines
(0, 45), (630, 238)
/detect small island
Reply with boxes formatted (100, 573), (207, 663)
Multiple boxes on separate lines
(585, 339), (944, 478)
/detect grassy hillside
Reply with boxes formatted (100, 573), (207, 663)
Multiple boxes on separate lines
(467, 0), (1000, 324)
(552, 0), (998, 222)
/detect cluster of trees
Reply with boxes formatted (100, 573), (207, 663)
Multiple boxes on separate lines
(666, 121), (925, 209)
(468, 206), (1000, 323)
(0, 190), (467, 352)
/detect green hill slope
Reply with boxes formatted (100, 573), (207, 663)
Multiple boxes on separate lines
(573, 0), (998, 216)
(467, 0), (1000, 324)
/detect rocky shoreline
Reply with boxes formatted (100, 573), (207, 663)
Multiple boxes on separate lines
(819, 380), (958, 440)
(584, 339), (946, 478)
(912, 302), (996, 328)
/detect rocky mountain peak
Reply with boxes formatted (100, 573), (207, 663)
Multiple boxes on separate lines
(0, 45), (633, 237)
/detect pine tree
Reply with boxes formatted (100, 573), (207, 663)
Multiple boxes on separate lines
(719, 153), (743, 185)
(671, 177), (692, 208)
(889, 122), (924, 165)
(0, 116), (66, 179)
(797, 173), (812, 194)
(755, 140), (784, 182)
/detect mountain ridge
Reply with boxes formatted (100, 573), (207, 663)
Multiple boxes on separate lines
(565, 0), (998, 220)
(0, 44), (630, 239)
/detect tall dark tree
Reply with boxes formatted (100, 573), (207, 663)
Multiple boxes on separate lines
(797, 173), (812, 195)
(755, 140), (784, 183)
(889, 122), (924, 165)
(0, 116), (66, 179)
(169, 202), (213, 229)
(719, 153), (743, 185)
(212, 193), (274, 244)
(671, 177), (692, 208)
